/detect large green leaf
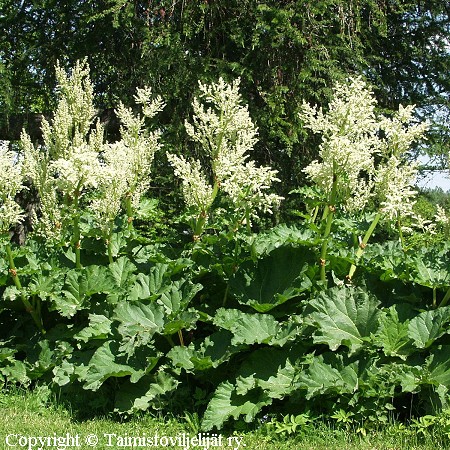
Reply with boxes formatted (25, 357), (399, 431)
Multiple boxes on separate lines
(128, 264), (172, 301)
(26, 340), (55, 379)
(250, 224), (318, 256)
(114, 301), (165, 356)
(115, 371), (179, 413)
(82, 342), (145, 391)
(158, 279), (202, 316)
(167, 330), (245, 373)
(214, 308), (303, 346)
(109, 232), (128, 257)
(408, 307), (450, 349)
(167, 344), (213, 373)
(237, 347), (302, 399)
(374, 305), (415, 359)
(28, 271), (64, 302)
(74, 314), (113, 343)
(109, 256), (137, 290)
(363, 241), (409, 281)
(0, 360), (29, 384)
(297, 353), (363, 399)
(410, 247), (450, 289)
(128, 273), (159, 301)
(201, 381), (272, 431)
(230, 246), (312, 312)
(163, 310), (199, 335)
(52, 360), (75, 386)
(148, 263), (172, 293)
(428, 346), (450, 386)
(56, 270), (87, 317)
(308, 286), (381, 354)
(395, 363), (424, 393)
(55, 266), (115, 317)
(83, 265), (115, 295)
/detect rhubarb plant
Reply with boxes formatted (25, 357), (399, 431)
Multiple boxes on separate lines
(1, 65), (449, 435)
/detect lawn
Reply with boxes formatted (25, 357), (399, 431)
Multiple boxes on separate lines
(0, 387), (447, 450)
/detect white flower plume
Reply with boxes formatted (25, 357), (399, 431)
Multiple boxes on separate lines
(0, 141), (25, 232)
(167, 153), (214, 211)
(168, 77), (282, 227)
(300, 76), (428, 217)
(20, 62), (164, 239)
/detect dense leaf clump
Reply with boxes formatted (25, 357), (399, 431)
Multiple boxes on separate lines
(1, 63), (450, 436)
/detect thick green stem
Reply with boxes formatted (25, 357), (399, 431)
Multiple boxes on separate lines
(319, 167), (338, 283)
(311, 205), (319, 223)
(107, 242), (114, 264)
(193, 211), (207, 240)
(320, 208), (334, 282)
(348, 212), (382, 280)
(125, 194), (133, 232)
(223, 236), (240, 308)
(73, 214), (82, 269)
(245, 209), (251, 234)
(165, 335), (175, 347)
(6, 244), (45, 333)
(178, 330), (185, 347)
(222, 282), (230, 307)
(397, 217), (406, 251)
(104, 224), (114, 264)
(192, 178), (220, 239)
(72, 188), (82, 269)
(440, 288), (450, 307)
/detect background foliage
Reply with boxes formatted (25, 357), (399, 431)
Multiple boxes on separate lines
(1, 0), (449, 199)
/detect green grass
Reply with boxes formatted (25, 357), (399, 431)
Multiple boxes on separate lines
(0, 386), (447, 450)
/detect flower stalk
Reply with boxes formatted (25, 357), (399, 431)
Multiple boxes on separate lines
(347, 212), (381, 280)
(106, 232), (114, 265)
(125, 194), (134, 232)
(72, 188), (82, 269)
(319, 165), (337, 283)
(440, 288), (450, 307)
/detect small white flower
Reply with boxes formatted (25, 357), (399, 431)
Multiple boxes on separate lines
(113, 93), (164, 209)
(134, 86), (165, 119)
(375, 156), (418, 220)
(50, 144), (103, 194)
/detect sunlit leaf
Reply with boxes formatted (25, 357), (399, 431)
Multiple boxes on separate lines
(309, 286), (381, 354)
(408, 307), (450, 349)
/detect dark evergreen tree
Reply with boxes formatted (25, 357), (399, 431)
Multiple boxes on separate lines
(0, 0), (448, 200)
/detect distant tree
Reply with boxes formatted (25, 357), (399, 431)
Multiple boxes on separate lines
(361, 0), (450, 166)
(0, 0), (448, 206)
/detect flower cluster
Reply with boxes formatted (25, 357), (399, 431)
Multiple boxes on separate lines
(92, 89), (164, 233)
(21, 61), (164, 239)
(166, 154), (213, 212)
(435, 205), (450, 227)
(113, 87), (164, 209)
(300, 77), (380, 212)
(300, 76), (429, 219)
(0, 141), (24, 232)
(21, 60), (103, 238)
(42, 60), (96, 159)
(21, 131), (62, 237)
(167, 78), (282, 231)
(374, 156), (418, 219)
